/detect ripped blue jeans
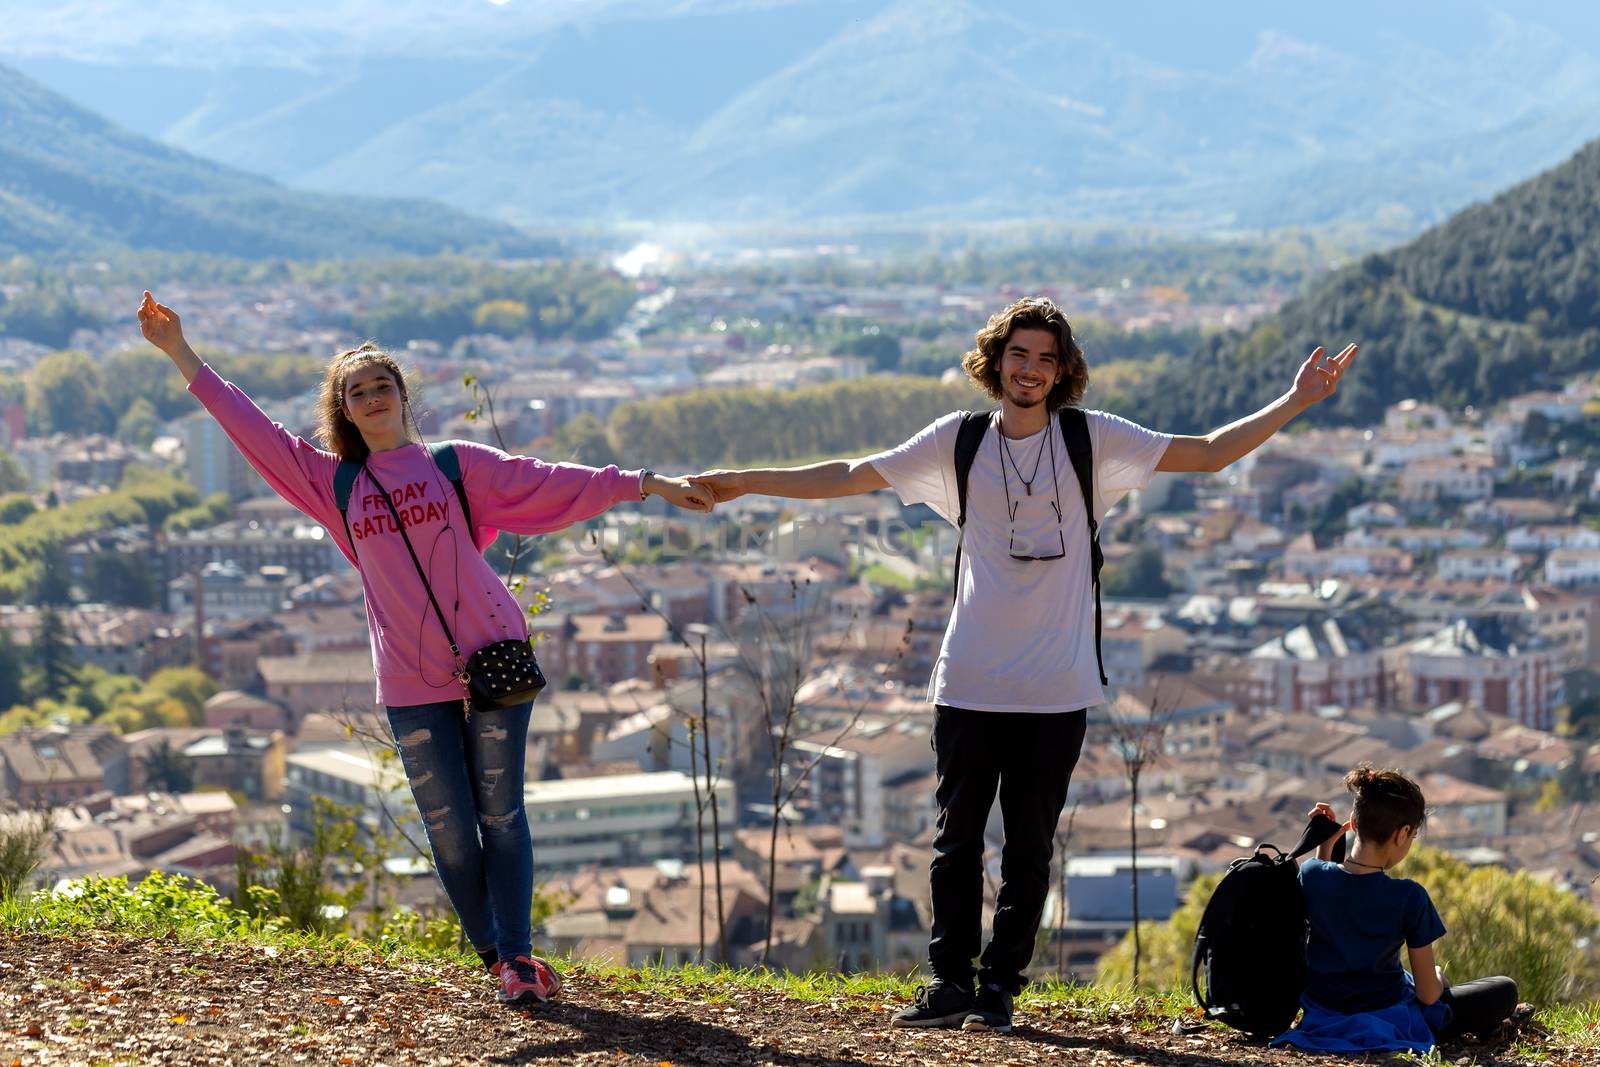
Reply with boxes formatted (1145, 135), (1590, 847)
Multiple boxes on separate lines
(386, 700), (534, 962)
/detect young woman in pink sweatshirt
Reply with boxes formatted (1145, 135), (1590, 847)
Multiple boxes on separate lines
(138, 292), (712, 1005)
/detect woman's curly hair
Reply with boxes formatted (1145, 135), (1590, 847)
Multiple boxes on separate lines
(960, 296), (1088, 411)
(314, 342), (417, 463)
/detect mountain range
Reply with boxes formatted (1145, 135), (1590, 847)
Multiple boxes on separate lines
(0, 63), (545, 258)
(7, 0), (1600, 232)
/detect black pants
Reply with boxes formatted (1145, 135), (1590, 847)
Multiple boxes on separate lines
(927, 704), (1087, 994)
(1435, 976), (1519, 1041)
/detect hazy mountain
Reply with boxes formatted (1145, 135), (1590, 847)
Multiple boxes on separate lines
(6, 0), (1600, 231)
(1130, 137), (1600, 433)
(0, 63), (545, 258)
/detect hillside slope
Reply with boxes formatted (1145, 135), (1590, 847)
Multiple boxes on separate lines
(0, 933), (1570, 1066)
(1132, 137), (1600, 433)
(0, 63), (546, 259)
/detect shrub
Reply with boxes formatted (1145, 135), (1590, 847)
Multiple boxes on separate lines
(0, 809), (52, 900)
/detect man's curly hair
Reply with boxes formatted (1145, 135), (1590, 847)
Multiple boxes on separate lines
(960, 296), (1088, 411)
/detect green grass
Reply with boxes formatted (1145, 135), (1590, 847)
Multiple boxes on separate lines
(556, 956), (1215, 1031)
(0, 873), (481, 973)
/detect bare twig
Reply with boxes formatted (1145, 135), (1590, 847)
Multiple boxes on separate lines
(594, 539), (729, 962)
(1055, 801), (1079, 979)
(729, 578), (914, 966)
(1103, 682), (1178, 987)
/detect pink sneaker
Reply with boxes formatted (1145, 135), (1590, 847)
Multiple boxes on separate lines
(495, 955), (562, 1004)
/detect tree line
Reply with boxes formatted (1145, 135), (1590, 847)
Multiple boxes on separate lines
(3, 347), (324, 440)
(0, 471), (197, 603)
(604, 376), (980, 470)
(357, 261), (638, 346)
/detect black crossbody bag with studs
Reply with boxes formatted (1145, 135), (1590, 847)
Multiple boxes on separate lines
(361, 463), (547, 715)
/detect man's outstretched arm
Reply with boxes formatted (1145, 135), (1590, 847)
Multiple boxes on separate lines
(1157, 343), (1357, 473)
(690, 458), (888, 502)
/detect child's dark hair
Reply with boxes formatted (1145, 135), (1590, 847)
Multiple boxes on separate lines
(1343, 764), (1428, 843)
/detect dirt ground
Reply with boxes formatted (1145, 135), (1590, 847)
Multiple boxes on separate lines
(0, 933), (1584, 1066)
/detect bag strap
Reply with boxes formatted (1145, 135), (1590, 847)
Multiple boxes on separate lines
(362, 463), (466, 674)
(951, 410), (992, 601)
(1059, 408), (1107, 686)
(426, 442), (475, 538)
(1288, 812), (1348, 863)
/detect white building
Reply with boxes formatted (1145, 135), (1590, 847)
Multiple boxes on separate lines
(1398, 456), (1495, 504)
(590, 703), (728, 775)
(1283, 537), (1411, 580)
(1436, 550), (1521, 583)
(525, 771), (734, 872)
(283, 746), (411, 842)
(791, 719), (933, 849)
(167, 561), (298, 622)
(1344, 526), (1489, 553)
(1545, 549), (1600, 588)
(1372, 429), (1455, 468)
(1553, 457), (1587, 496)
(180, 411), (258, 501)
(1506, 525), (1600, 553)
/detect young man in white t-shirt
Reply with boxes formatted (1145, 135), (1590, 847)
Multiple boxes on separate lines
(692, 297), (1356, 1033)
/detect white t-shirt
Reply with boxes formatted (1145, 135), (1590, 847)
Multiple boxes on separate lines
(868, 409), (1172, 713)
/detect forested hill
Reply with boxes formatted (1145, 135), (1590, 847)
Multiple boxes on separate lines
(1131, 138), (1600, 433)
(0, 63), (546, 259)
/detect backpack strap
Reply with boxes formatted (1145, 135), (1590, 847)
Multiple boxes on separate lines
(1289, 812), (1348, 864)
(951, 410), (993, 601)
(1059, 408), (1108, 686)
(334, 460), (362, 551)
(427, 442), (475, 537)
(334, 444), (476, 558)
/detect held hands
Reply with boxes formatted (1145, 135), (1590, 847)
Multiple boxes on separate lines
(647, 473), (716, 513)
(1290, 343), (1358, 410)
(136, 291), (187, 355)
(687, 469), (749, 504)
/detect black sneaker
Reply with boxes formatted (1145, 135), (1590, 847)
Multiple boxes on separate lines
(890, 979), (975, 1028)
(961, 983), (1013, 1033)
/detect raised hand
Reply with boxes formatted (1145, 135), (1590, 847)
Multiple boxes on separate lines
(137, 291), (188, 355)
(1291, 343), (1358, 409)
(137, 291), (205, 381)
(688, 470), (749, 504)
(650, 474), (716, 513)
(1307, 802), (1339, 823)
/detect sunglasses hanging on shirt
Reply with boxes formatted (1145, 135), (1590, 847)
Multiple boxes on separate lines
(999, 425), (1067, 562)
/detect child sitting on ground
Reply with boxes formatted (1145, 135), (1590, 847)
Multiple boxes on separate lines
(1274, 765), (1520, 1054)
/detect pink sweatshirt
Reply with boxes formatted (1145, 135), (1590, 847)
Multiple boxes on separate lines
(188, 364), (644, 707)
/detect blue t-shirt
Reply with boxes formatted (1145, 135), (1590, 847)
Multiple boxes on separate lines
(1299, 857), (1447, 1013)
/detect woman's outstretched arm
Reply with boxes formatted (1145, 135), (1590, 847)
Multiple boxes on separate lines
(136, 291), (343, 539)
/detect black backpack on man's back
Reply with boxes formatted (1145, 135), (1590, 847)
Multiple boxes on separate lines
(1190, 813), (1346, 1037)
(951, 407), (1107, 686)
